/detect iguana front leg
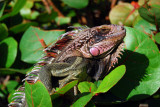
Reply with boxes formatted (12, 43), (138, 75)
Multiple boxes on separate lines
(39, 57), (87, 91)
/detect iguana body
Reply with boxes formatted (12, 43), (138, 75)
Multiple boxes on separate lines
(9, 24), (126, 107)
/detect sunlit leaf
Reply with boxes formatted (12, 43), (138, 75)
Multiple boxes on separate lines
(0, 37), (17, 68)
(55, 16), (71, 25)
(51, 80), (78, 100)
(62, 0), (89, 9)
(109, 3), (138, 26)
(133, 16), (156, 35)
(25, 81), (52, 107)
(19, 26), (64, 63)
(78, 82), (97, 93)
(95, 65), (126, 93)
(72, 93), (93, 107)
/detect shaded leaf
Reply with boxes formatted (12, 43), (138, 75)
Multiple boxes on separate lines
(37, 12), (57, 23)
(111, 27), (160, 100)
(2, 80), (18, 101)
(86, 101), (96, 107)
(0, 0), (27, 21)
(0, 67), (32, 75)
(0, 23), (8, 40)
(19, 26), (65, 63)
(0, 1), (6, 17)
(25, 81), (52, 107)
(0, 37), (17, 68)
(155, 32), (160, 44)
(9, 22), (38, 34)
(139, 6), (160, 26)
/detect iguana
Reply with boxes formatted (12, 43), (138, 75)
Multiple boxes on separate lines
(8, 24), (126, 107)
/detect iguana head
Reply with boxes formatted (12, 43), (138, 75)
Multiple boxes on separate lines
(80, 24), (126, 58)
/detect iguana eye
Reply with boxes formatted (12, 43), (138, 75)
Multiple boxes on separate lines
(99, 27), (110, 34)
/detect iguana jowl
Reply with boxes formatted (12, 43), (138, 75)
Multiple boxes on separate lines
(9, 24), (126, 107)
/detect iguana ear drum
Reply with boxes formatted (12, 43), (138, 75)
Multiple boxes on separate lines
(98, 26), (111, 34)
(89, 47), (100, 56)
(89, 45), (105, 56)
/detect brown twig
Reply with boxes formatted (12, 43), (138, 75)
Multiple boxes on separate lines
(1, 75), (10, 90)
(42, 0), (52, 14)
(154, 15), (159, 33)
(47, 0), (64, 17)
(111, 0), (117, 9)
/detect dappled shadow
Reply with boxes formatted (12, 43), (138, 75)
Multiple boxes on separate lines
(92, 49), (150, 105)
(0, 43), (8, 67)
(110, 49), (149, 100)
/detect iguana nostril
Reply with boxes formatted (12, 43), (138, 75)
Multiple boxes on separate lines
(90, 47), (100, 56)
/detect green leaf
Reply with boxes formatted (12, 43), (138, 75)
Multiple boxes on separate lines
(0, 0), (27, 21)
(139, 6), (160, 26)
(55, 16), (71, 25)
(0, 23), (8, 40)
(37, 12), (57, 23)
(78, 82), (97, 93)
(2, 80), (18, 102)
(8, 90), (16, 103)
(138, 0), (160, 6)
(0, 1), (6, 17)
(62, 0), (89, 9)
(155, 32), (160, 44)
(94, 80), (102, 88)
(9, 22), (38, 34)
(109, 3), (138, 26)
(95, 65), (126, 93)
(72, 93), (93, 107)
(0, 37), (17, 68)
(19, 26), (65, 63)
(20, 0), (39, 20)
(25, 81), (52, 107)
(67, 10), (76, 17)
(6, 80), (19, 93)
(111, 27), (160, 100)
(19, 0), (34, 19)
(51, 80), (78, 100)
(0, 67), (32, 75)
(133, 16), (156, 35)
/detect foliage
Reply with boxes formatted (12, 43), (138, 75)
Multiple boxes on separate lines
(0, 0), (160, 106)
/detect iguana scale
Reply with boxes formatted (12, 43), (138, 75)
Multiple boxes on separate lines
(8, 24), (126, 107)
